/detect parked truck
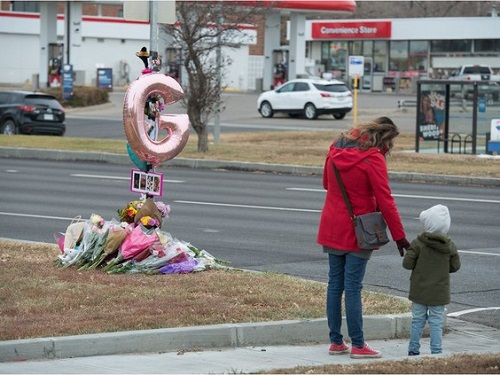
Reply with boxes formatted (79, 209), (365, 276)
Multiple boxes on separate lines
(449, 65), (500, 82)
(449, 65), (500, 101)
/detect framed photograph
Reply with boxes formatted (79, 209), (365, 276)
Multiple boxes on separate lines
(130, 169), (163, 197)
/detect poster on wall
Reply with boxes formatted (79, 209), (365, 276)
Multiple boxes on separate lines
(130, 170), (163, 197)
(418, 90), (446, 140)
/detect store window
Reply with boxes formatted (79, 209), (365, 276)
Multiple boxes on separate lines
(363, 40), (373, 58)
(320, 41), (348, 79)
(373, 41), (387, 72)
(11, 1), (40, 12)
(474, 39), (500, 53)
(431, 40), (471, 53)
(351, 41), (362, 56)
(389, 41), (408, 71)
(320, 42), (330, 71)
(409, 41), (428, 71)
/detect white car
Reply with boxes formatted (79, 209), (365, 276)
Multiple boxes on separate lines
(257, 78), (353, 120)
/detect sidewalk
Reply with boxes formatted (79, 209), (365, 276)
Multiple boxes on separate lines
(0, 317), (498, 374)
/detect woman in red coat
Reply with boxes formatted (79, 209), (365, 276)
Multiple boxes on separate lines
(317, 116), (410, 359)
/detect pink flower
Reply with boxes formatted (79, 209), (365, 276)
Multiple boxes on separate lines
(155, 201), (170, 218)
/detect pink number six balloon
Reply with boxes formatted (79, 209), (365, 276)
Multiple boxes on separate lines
(123, 74), (190, 165)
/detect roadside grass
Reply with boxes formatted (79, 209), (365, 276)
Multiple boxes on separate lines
(0, 131), (498, 178)
(0, 240), (410, 341)
(1, 239), (497, 373)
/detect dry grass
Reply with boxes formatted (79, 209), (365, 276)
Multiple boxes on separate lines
(0, 240), (410, 341)
(263, 353), (500, 374)
(0, 131), (498, 178)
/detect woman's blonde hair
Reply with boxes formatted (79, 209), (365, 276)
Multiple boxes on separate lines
(350, 116), (400, 152)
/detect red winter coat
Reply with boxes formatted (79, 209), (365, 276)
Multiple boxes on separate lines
(317, 140), (406, 252)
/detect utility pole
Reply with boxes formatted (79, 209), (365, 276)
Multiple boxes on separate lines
(149, 0), (158, 65)
(213, 1), (223, 144)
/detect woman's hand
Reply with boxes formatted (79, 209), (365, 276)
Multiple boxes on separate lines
(396, 238), (410, 257)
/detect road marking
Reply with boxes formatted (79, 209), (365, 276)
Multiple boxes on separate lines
(174, 200), (320, 213)
(71, 174), (185, 183)
(286, 188), (500, 204)
(0, 212), (79, 221)
(5, 170), (18, 173)
(393, 194), (500, 204)
(448, 307), (500, 317)
(458, 250), (500, 257)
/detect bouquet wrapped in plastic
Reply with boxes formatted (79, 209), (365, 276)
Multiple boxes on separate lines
(55, 199), (228, 275)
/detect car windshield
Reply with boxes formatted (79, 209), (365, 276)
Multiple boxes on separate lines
(463, 67), (491, 75)
(25, 95), (63, 109)
(313, 83), (349, 93)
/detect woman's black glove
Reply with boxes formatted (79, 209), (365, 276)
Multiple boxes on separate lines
(396, 238), (410, 257)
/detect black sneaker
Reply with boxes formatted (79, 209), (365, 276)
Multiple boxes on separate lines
(408, 351), (420, 356)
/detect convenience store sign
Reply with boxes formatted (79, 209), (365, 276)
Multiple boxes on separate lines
(311, 21), (391, 39)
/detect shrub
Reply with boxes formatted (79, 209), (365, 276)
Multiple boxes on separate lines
(42, 86), (109, 108)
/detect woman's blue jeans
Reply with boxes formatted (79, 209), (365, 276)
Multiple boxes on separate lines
(327, 252), (368, 348)
(409, 302), (445, 354)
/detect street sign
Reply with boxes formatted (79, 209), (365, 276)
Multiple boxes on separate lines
(348, 55), (364, 77)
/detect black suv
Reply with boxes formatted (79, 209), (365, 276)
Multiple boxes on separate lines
(0, 91), (66, 136)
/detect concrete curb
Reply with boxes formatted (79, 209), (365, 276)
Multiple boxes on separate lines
(1, 147), (499, 187)
(0, 315), (415, 362)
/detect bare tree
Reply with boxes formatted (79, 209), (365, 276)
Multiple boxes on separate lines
(161, 2), (264, 153)
(340, 1), (498, 19)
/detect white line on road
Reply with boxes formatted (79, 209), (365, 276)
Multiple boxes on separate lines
(174, 200), (320, 213)
(71, 174), (185, 183)
(2, 209), (500, 257)
(448, 307), (500, 317)
(286, 188), (500, 204)
(0, 212), (78, 222)
(458, 250), (500, 257)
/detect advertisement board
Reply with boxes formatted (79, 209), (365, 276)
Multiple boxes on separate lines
(62, 64), (73, 100)
(417, 90), (446, 140)
(96, 68), (113, 90)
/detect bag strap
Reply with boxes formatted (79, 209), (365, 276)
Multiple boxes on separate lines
(333, 163), (356, 221)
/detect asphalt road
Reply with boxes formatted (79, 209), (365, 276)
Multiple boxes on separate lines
(0, 158), (498, 328)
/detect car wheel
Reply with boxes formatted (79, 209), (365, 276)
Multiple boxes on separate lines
(333, 113), (346, 120)
(1, 119), (17, 135)
(304, 103), (318, 120)
(259, 101), (274, 118)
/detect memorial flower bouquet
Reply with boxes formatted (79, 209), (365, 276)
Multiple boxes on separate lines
(55, 199), (228, 275)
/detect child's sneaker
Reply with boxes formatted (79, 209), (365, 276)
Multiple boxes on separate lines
(328, 342), (349, 355)
(350, 343), (382, 359)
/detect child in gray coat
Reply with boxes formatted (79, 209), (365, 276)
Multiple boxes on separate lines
(403, 204), (461, 356)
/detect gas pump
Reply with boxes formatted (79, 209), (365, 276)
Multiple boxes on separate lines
(165, 47), (181, 82)
(48, 43), (63, 88)
(362, 58), (373, 91)
(272, 49), (288, 88)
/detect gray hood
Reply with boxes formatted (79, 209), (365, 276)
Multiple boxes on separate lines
(419, 204), (450, 234)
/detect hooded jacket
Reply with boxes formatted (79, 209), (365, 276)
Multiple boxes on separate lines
(317, 138), (406, 251)
(403, 205), (461, 305)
